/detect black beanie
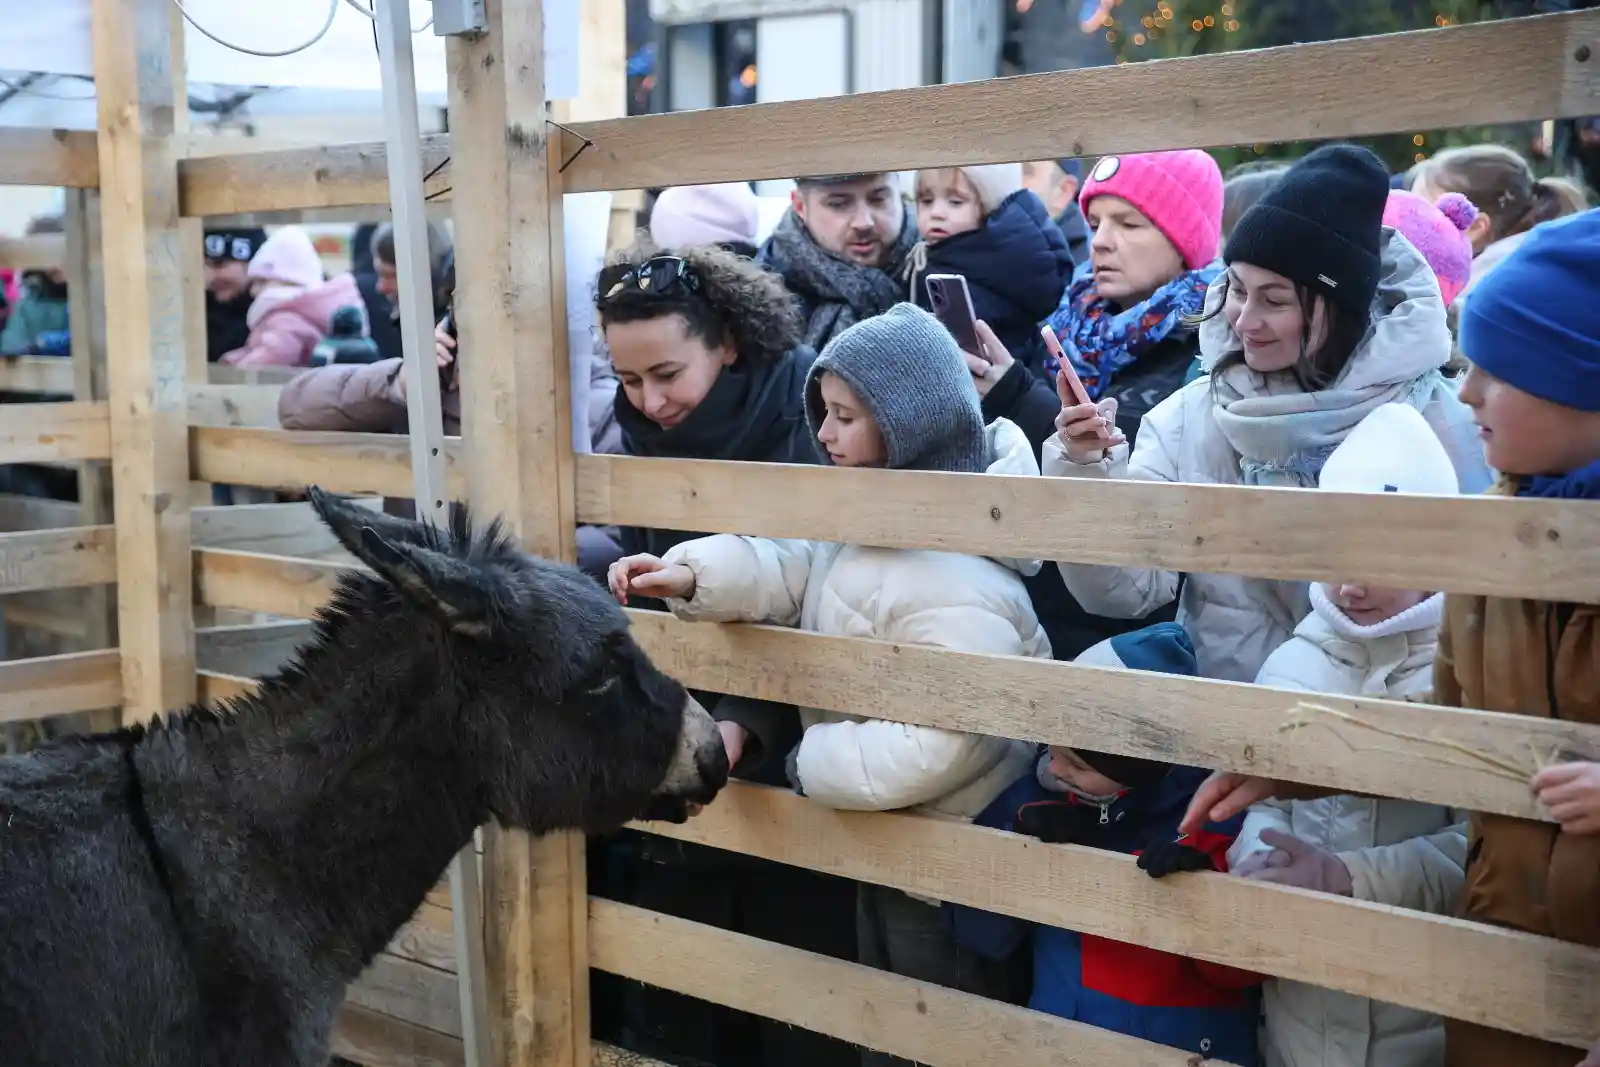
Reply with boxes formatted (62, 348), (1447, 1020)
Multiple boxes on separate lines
(203, 227), (268, 264)
(1073, 749), (1171, 791)
(1223, 144), (1388, 317)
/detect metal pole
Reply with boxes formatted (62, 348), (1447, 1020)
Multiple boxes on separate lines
(373, 4), (492, 1066)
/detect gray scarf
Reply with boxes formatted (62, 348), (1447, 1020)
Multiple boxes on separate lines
(761, 203), (917, 350)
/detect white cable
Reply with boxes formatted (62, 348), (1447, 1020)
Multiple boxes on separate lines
(170, 0), (341, 58)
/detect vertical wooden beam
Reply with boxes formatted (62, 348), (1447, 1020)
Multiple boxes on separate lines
(447, 1), (586, 1065)
(560, 0), (640, 249)
(91, 0), (196, 722)
(64, 188), (119, 732)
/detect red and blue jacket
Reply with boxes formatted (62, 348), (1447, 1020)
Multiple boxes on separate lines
(949, 763), (1262, 1066)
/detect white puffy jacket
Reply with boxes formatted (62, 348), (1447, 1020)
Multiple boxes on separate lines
(1230, 584), (1467, 1067)
(1043, 230), (1488, 683)
(662, 419), (1049, 818)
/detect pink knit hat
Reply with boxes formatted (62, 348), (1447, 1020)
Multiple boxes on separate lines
(247, 226), (324, 290)
(1382, 190), (1477, 306)
(1078, 150), (1224, 270)
(650, 183), (760, 251)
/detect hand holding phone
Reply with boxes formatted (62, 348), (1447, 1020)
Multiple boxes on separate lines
(925, 274), (987, 361)
(1042, 325), (1119, 456)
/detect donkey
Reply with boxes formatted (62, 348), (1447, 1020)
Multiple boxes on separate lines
(0, 488), (728, 1067)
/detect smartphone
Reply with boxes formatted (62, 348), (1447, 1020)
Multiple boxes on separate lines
(1041, 325), (1113, 441)
(438, 311), (459, 392)
(924, 274), (986, 358)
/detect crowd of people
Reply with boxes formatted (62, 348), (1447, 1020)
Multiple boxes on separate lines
(140, 132), (1600, 1067)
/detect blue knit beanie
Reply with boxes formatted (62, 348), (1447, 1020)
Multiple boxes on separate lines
(1460, 208), (1600, 413)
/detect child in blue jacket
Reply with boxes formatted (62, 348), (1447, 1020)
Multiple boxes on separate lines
(949, 623), (1262, 1066)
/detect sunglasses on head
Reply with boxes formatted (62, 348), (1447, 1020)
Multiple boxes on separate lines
(598, 256), (701, 302)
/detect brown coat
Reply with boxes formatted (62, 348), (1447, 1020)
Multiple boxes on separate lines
(1436, 482), (1600, 1067)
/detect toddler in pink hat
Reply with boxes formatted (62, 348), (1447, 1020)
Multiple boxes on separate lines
(1381, 190), (1477, 307)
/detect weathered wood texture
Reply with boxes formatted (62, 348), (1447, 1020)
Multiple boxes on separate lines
(625, 611), (1594, 823)
(92, 0), (196, 721)
(190, 427), (465, 498)
(0, 402), (113, 463)
(592, 900), (1231, 1066)
(0, 526), (116, 595)
(0, 127), (100, 189)
(640, 783), (1600, 1049)
(576, 455), (1600, 602)
(0, 650), (122, 724)
(176, 11), (1600, 214)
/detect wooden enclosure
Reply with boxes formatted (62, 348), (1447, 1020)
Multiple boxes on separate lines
(5, 1), (1600, 1065)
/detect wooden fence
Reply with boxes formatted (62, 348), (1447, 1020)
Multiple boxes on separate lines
(5, 1), (1600, 1066)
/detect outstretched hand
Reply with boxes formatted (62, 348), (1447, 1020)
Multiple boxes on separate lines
(1532, 761), (1600, 835)
(606, 554), (696, 606)
(1178, 771), (1281, 837)
(1232, 828), (1353, 895)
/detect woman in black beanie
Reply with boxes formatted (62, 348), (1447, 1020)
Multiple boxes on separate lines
(1042, 143), (1489, 689)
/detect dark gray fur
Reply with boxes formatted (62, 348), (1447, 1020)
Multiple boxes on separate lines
(0, 488), (725, 1067)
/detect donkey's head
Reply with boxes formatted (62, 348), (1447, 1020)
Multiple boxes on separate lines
(308, 488), (727, 833)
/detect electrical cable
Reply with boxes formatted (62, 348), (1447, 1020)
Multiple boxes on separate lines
(170, 0), (431, 61)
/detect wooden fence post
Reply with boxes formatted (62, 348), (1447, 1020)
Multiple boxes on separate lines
(90, 0), (196, 722)
(447, 1), (587, 1065)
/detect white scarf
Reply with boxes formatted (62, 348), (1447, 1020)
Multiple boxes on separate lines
(1200, 229), (1471, 489)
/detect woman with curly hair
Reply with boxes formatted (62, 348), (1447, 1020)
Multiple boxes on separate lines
(592, 242), (861, 1067)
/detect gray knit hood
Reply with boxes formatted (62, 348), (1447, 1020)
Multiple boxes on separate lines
(803, 302), (988, 473)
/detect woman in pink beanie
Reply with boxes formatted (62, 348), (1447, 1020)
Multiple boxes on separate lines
(1381, 190), (1477, 307)
(221, 226), (368, 367)
(649, 182), (760, 258)
(1038, 150), (1225, 443)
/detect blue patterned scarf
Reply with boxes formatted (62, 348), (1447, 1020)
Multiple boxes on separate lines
(1043, 262), (1223, 399)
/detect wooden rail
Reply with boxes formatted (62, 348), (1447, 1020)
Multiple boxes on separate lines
(0, 650), (122, 724)
(174, 10), (1600, 215)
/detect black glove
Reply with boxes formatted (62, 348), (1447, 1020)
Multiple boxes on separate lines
(1137, 837), (1216, 879)
(1015, 801), (1106, 845)
(783, 745), (806, 797)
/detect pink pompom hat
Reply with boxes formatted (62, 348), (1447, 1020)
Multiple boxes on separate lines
(1078, 150), (1225, 270)
(1382, 190), (1478, 306)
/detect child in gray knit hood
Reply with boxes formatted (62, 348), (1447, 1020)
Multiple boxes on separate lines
(607, 302), (1050, 1013)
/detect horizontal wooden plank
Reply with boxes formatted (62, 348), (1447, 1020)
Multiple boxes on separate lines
(347, 953), (462, 1040)
(0, 401), (112, 463)
(592, 899), (1222, 1067)
(641, 782), (1599, 1049)
(0, 128), (100, 189)
(0, 649), (121, 724)
(204, 364), (305, 386)
(192, 548), (347, 619)
(195, 620), (312, 679)
(179, 132), (451, 217)
(188, 384), (284, 428)
(389, 902), (457, 974)
(0, 493), (83, 532)
(192, 500), (373, 561)
(175, 11), (1600, 211)
(626, 611), (1596, 824)
(190, 427), (465, 500)
(195, 669), (259, 705)
(1, 589), (91, 641)
(0, 525), (115, 595)
(578, 454), (1600, 602)
(0, 356), (74, 395)
(0, 235), (66, 272)
(330, 1006), (664, 1067)
(332, 1004), (463, 1067)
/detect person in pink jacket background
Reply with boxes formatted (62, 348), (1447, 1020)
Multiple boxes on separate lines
(221, 226), (367, 367)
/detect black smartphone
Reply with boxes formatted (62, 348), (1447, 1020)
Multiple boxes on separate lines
(439, 311), (458, 392)
(924, 273), (986, 358)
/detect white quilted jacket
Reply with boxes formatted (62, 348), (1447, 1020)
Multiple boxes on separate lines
(662, 419), (1049, 818)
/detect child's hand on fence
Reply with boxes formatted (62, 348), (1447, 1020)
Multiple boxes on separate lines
(1179, 771), (1280, 836)
(606, 554), (696, 606)
(1137, 837), (1217, 879)
(1231, 829), (1354, 895)
(1531, 761), (1600, 834)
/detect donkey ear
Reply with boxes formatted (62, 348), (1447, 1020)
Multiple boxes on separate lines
(310, 486), (434, 558)
(356, 524), (502, 638)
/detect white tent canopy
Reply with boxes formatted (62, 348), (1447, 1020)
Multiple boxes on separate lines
(0, 0), (578, 128)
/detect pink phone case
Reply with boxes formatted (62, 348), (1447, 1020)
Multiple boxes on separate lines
(1041, 325), (1113, 441)
(925, 274), (985, 357)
